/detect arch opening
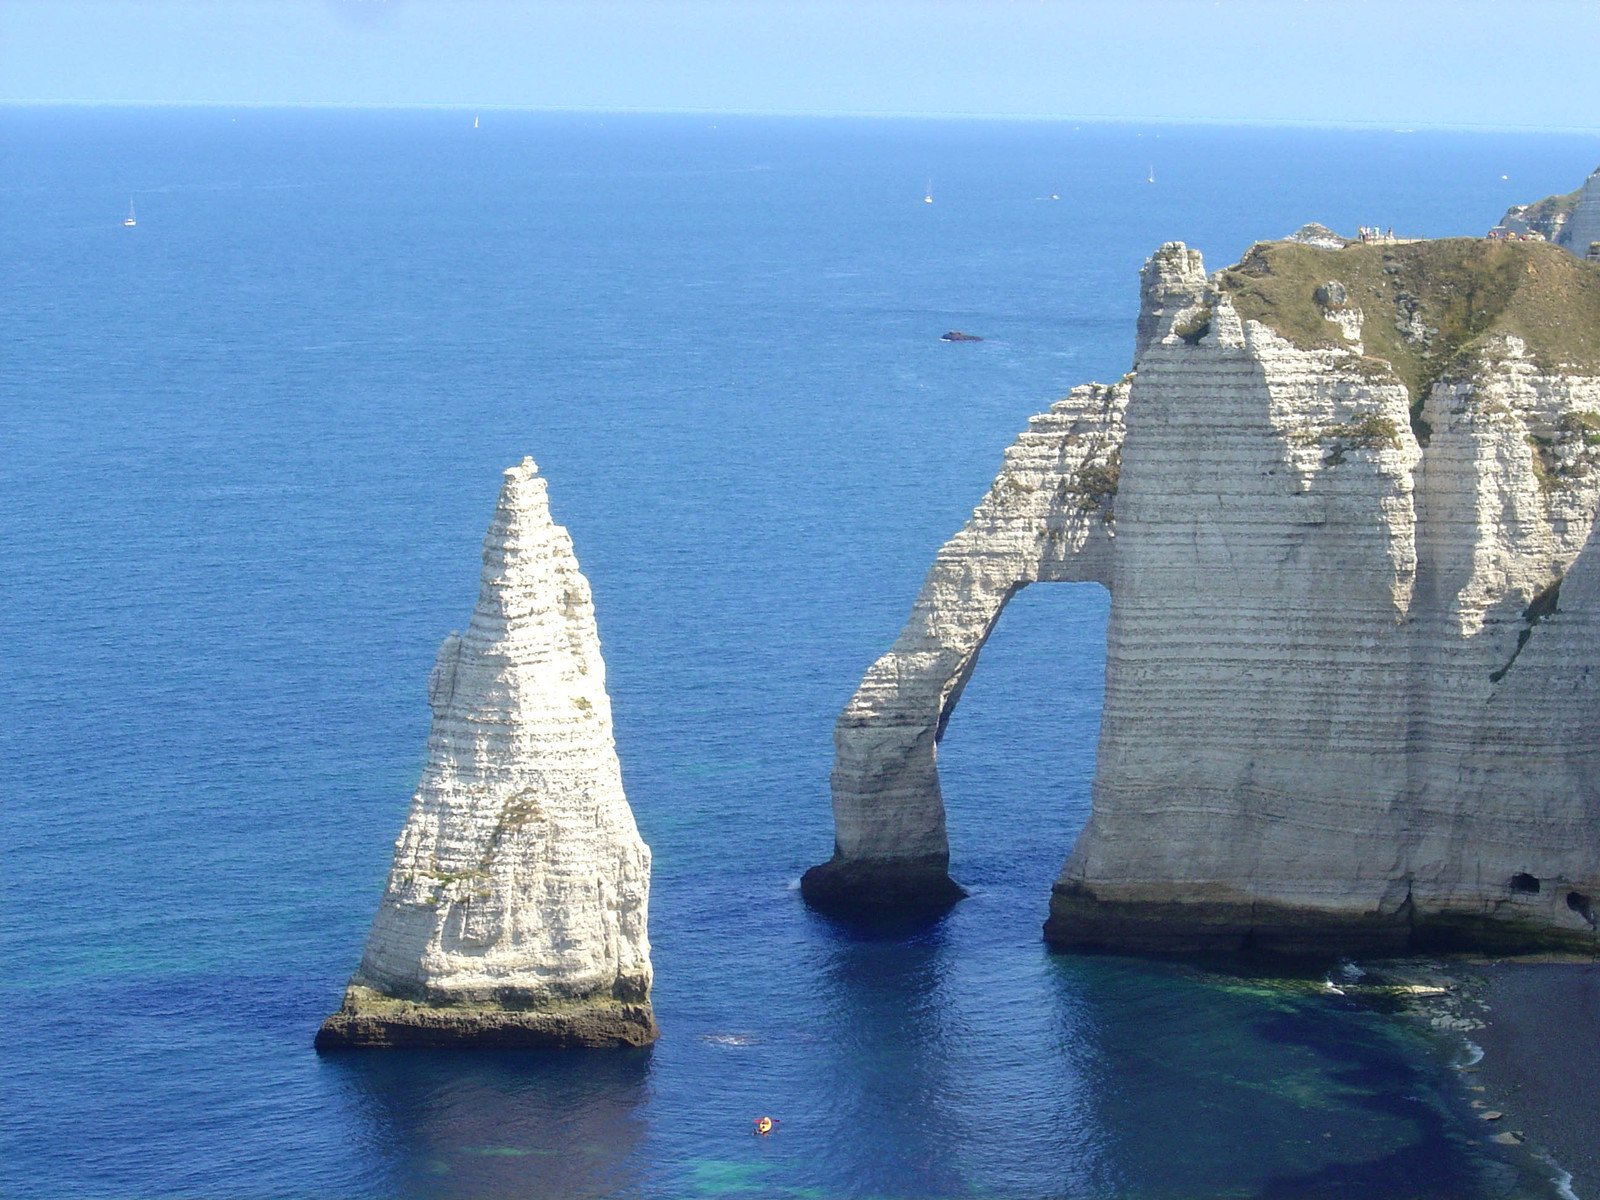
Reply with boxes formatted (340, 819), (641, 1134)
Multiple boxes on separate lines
(935, 582), (1109, 902)
(801, 376), (1129, 916)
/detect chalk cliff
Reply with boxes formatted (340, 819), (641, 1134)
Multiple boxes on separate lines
(318, 459), (657, 1047)
(806, 236), (1600, 955)
(1498, 167), (1600, 258)
(1568, 168), (1600, 259)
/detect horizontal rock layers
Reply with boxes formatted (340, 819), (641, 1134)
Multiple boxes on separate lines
(1499, 166), (1600, 258)
(810, 237), (1600, 956)
(801, 378), (1128, 913)
(318, 459), (656, 1048)
(1569, 168), (1600, 258)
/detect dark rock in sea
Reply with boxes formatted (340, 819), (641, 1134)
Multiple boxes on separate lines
(941, 330), (984, 342)
(800, 852), (966, 919)
(315, 986), (659, 1050)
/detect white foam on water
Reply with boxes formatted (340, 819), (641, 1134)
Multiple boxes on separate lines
(1538, 1153), (1580, 1200)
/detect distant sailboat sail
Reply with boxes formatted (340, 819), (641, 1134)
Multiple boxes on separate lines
(924, 179), (933, 204)
(123, 198), (136, 227)
(1147, 166), (1155, 184)
(473, 114), (480, 129)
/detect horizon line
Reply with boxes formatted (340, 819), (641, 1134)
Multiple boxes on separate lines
(5, 98), (1600, 137)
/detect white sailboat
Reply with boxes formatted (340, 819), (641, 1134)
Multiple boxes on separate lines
(473, 114), (480, 129)
(122, 197), (136, 227)
(1147, 165), (1155, 184)
(924, 179), (933, 204)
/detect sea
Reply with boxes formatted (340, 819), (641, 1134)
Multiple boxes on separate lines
(5, 107), (1597, 1200)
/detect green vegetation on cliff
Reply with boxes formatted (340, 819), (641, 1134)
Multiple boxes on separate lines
(1217, 238), (1600, 439)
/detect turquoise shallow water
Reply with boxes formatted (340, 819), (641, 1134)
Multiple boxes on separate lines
(3, 108), (1594, 1198)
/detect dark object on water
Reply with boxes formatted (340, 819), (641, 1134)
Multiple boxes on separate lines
(800, 852), (966, 921)
(941, 330), (984, 342)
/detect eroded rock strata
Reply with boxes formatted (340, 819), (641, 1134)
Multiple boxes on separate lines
(807, 236), (1600, 957)
(318, 459), (656, 1048)
(1498, 166), (1600, 257)
(1573, 169), (1600, 259)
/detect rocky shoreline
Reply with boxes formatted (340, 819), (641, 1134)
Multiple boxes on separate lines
(1378, 957), (1599, 1199)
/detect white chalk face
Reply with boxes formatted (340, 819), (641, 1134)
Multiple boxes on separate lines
(1563, 170), (1600, 257)
(356, 459), (653, 1008)
(826, 241), (1600, 949)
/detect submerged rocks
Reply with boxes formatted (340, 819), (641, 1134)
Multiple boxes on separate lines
(941, 330), (985, 342)
(813, 236), (1600, 954)
(318, 459), (656, 1049)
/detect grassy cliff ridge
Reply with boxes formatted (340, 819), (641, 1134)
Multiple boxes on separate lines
(1217, 238), (1600, 430)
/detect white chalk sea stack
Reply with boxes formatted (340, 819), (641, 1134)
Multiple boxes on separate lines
(806, 235), (1600, 956)
(318, 458), (656, 1048)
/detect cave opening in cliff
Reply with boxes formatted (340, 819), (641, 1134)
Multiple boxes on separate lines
(1567, 891), (1594, 923)
(934, 582), (1109, 905)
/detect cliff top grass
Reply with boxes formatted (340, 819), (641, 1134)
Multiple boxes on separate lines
(1216, 238), (1600, 421)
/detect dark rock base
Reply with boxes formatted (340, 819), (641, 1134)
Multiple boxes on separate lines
(800, 853), (967, 918)
(315, 986), (660, 1051)
(1045, 881), (1600, 958)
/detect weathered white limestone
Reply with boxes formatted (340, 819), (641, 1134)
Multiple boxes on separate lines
(1498, 166), (1600, 257)
(812, 238), (1600, 955)
(1284, 222), (1347, 251)
(319, 459), (656, 1047)
(804, 379), (1127, 907)
(1565, 168), (1600, 258)
(1136, 242), (1208, 360)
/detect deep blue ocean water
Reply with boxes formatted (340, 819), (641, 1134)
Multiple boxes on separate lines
(5, 108), (1598, 1199)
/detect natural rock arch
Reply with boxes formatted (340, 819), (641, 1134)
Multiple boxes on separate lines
(807, 237), (1600, 956)
(800, 243), (1205, 914)
(799, 380), (1128, 911)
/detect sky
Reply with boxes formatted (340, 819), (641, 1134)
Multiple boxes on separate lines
(3, 0), (1600, 130)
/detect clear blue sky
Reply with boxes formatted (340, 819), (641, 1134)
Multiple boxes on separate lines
(4, 0), (1600, 129)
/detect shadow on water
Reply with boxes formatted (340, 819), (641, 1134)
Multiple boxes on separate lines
(321, 1047), (652, 1200)
(807, 910), (971, 1197)
(1042, 956), (1550, 1200)
(1248, 1008), (1540, 1200)
(803, 902), (964, 942)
